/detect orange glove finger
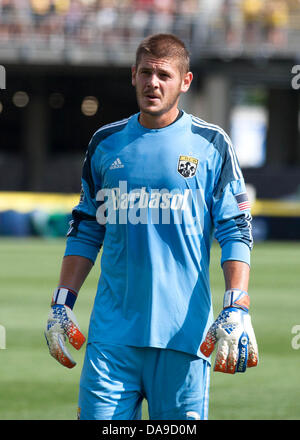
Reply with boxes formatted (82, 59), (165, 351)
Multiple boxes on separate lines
(65, 321), (86, 350)
(214, 339), (229, 373)
(200, 329), (217, 357)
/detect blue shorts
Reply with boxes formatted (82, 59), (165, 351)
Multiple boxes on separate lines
(78, 342), (210, 420)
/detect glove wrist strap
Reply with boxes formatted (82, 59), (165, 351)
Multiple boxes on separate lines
(51, 287), (78, 310)
(223, 289), (250, 312)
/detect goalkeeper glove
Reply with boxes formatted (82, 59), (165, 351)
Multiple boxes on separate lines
(200, 289), (258, 374)
(44, 288), (85, 369)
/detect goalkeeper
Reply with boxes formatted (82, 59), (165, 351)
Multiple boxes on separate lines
(45, 33), (258, 420)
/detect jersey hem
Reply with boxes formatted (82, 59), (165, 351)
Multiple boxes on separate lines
(86, 338), (211, 365)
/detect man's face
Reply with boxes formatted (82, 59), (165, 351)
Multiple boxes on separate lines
(132, 54), (192, 119)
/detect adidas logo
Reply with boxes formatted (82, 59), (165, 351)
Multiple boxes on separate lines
(222, 323), (237, 335)
(109, 158), (124, 170)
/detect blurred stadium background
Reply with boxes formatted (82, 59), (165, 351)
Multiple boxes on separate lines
(1, 0), (300, 421)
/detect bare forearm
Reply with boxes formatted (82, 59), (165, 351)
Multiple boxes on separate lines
(222, 260), (250, 291)
(58, 255), (94, 293)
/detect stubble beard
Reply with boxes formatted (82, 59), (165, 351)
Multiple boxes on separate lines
(136, 88), (181, 118)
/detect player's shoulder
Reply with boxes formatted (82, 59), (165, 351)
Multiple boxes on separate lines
(89, 116), (132, 155)
(94, 116), (131, 137)
(188, 113), (242, 180)
(187, 113), (232, 152)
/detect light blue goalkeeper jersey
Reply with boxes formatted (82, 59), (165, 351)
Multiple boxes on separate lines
(65, 110), (253, 360)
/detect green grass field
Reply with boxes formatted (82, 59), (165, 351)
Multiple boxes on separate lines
(0, 238), (300, 420)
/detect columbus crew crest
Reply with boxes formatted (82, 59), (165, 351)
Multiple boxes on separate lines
(177, 155), (198, 178)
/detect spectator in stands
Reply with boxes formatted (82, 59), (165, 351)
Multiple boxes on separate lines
(221, 0), (244, 46)
(130, 4), (151, 39)
(262, 0), (289, 47)
(15, 0), (33, 40)
(172, 0), (198, 44)
(30, 0), (51, 27)
(95, 0), (118, 43)
(241, 0), (264, 45)
(64, 0), (84, 38)
(54, 0), (70, 14)
(0, 0), (16, 38)
(148, 0), (174, 35)
(192, 0), (223, 45)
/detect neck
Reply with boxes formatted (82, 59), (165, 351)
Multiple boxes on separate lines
(139, 108), (180, 129)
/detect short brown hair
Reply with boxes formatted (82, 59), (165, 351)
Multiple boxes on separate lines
(135, 33), (190, 75)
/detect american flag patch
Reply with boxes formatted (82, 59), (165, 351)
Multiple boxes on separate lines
(235, 192), (251, 211)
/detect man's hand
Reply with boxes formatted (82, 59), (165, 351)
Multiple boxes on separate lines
(45, 304), (85, 369)
(200, 290), (258, 374)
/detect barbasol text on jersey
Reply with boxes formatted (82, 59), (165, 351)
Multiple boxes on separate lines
(96, 180), (204, 235)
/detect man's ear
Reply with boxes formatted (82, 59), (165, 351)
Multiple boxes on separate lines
(181, 71), (193, 93)
(131, 65), (137, 87)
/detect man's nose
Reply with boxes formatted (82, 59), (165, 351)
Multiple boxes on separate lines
(147, 74), (159, 88)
